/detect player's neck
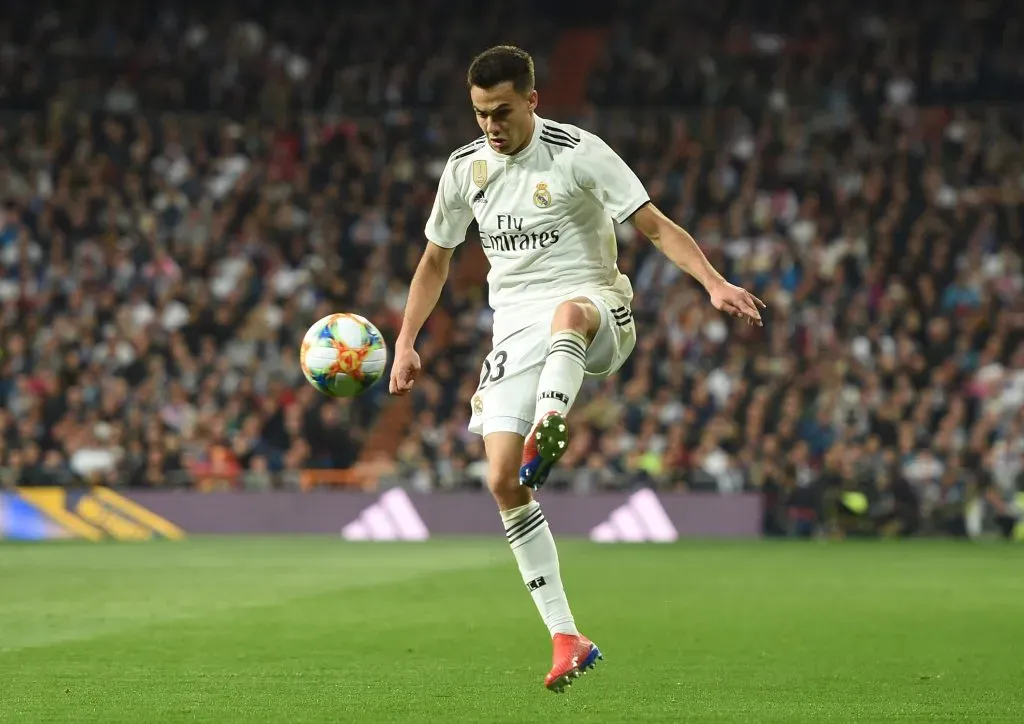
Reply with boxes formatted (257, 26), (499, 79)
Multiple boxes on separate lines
(507, 114), (537, 157)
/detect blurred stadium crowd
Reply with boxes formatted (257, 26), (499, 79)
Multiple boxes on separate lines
(1, 0), (1023, 538)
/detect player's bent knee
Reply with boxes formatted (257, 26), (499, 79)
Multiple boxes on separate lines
(482, 431), (533, 509)
(551, 299), (598, 340)
(487, 469), (532, 509)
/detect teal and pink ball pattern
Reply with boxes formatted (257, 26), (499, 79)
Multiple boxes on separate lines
(300, 313), (388, 397)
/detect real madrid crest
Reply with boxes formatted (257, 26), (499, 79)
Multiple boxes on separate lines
(472, 160), (488, 189)
(471, 394), (484, 415)
(533, 182), (552, 208)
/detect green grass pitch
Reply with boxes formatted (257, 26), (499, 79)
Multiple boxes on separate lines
(1, 537), (1022, 723)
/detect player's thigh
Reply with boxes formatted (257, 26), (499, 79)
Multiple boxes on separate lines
(577, 294), (637, 377)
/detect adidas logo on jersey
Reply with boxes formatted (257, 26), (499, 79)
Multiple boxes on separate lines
(472, 189), (487, 205)
(341, 489), (430, 541)
(589, 489), (679, 543)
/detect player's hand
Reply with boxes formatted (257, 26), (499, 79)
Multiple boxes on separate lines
(708, 280), (766, 327)
(389, 344), (421, 395)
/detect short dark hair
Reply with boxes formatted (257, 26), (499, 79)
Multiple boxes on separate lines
(467, 45), (535, 94)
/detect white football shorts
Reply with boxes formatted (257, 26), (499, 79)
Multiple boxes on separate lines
(467, 291), (637, 438)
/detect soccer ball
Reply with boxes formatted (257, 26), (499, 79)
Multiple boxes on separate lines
(300, 313), (388, 397)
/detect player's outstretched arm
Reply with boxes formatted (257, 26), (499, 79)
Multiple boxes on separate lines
(630, 203), (766, 326)
(390, 243), (455, 395)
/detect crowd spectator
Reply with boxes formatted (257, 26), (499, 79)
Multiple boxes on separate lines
(0, 1), (1022, 539)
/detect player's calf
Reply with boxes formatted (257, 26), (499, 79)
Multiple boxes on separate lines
(483, 432), (579, 635)
(520, 301), (598, 490)
(532, 298), (600, 422)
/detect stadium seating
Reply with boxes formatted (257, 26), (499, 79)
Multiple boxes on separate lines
(1, 0), (1022, 539)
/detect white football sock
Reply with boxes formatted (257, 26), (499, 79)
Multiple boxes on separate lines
(501, 500), (579, 637)
(534, 329), (588, 422)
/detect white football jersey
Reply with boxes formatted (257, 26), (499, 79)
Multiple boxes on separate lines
(424, 114), (650, 341)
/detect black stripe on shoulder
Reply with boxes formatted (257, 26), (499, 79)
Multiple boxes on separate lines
(453, 136), (486, 155)
(451, 138), (486, 159)
(540, 133), (576, 150)
(540, 130), (579, 148)
(541, 124), (581, 144)
(451, 144), (485, 161)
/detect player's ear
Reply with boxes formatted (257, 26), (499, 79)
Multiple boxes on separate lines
(527, 89), (538, 112)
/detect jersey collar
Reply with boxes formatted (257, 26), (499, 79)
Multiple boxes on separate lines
(490, 113), (545, 163)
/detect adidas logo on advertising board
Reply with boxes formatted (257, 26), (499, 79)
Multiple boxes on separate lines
(589, 489), (679, 543)
(341, 489), (430, 541)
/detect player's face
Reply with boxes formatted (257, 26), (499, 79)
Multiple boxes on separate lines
(470, 82), (538, 155)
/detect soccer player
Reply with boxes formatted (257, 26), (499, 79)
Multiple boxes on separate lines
(390, 45), (764, 692)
